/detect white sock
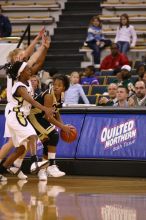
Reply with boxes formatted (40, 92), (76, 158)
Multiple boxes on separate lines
(48, 153), (56, 160)
(14, 158), (23, 168)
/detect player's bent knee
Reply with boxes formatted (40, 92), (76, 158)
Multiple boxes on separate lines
(43, 130), (59, 156)
(28, 135), (38, 143)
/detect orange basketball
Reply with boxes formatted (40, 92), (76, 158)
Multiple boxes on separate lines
(60, 126), (78, 143)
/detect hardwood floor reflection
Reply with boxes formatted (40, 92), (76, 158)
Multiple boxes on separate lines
(0, 176), (146, 220)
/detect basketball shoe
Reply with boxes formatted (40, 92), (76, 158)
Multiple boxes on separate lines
(47, 165), (65, 177)
(8, 166), (28, 180)
(30, 160), (49, 173)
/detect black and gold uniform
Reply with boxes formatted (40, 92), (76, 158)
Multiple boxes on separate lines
(28, 85), (60, 148)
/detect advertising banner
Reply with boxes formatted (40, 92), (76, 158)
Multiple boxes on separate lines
(77, 114), (146, 159)
(1, 112), (146, 160)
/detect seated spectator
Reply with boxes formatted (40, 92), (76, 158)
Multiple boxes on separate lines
(0, 5), (12, 37)
(85, 15), (111, 64)
(128, 81), (146, 107)
(136, 63), (146, 81)
(116, 65), (135, 95)
(98, 83), (118, 106)
(80, 65), (99, 85)
(114, 86), (130, 107)
(115, 13), (137, 55)
(100, 43), (129, 74)
(64, 71), (89, 104)
(30, 75), (42, 97)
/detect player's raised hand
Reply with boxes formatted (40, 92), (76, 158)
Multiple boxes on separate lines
(38, 26), (46, 37)
(42, 33), (51, 49)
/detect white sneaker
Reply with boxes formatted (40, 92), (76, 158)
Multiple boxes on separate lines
(7, 167), (27, 180)
(0, 174), (7, 182)
(8, 166), (19, 174)
(46, 165), (66, 178)
(30, 160), (49, 173)
(38, 169), (47, 181)
(17, 171), (28, 180)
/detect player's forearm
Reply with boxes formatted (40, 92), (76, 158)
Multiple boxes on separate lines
(24, 35), (40, 59)
(27, 44), (45, 67)
(30, 45), (48, 75)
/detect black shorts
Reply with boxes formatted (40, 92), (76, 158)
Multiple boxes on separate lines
(28, 113), (55, 141)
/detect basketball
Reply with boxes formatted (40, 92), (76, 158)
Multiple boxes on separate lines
(60, 126), (78, 143)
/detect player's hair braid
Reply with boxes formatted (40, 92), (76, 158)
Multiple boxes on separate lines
(6, 61), (23, 80)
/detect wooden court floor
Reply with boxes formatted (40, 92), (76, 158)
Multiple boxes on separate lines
(0, 175), (146, 220)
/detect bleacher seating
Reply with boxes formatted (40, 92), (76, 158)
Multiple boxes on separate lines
(80, 0), (146, 68)
(0, 0), (58, 5)
(134, 60), (143, 69)
(82, 85), (91, 95)
(105, 0), (146, 3)
(100, 70), (114, 76)
(97, 76), (106, 85)
(101, 2), (146, 16)
(79, 94), (97, 104)
(87, 95), (97, 104)
(1, 0), (62, 37)
(106, 76), (117, 85)
(8, 15), (55, 39)
(10, 16), (54, 24)
(90, 85), (108, 95)
(100, 1), (146, 51)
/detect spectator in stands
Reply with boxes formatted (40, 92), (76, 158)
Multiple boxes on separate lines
(114, 86), (130, 107)
(128, 81), (146, 107)
(30, 75), (42, 97)
(115, 13), (137, 55)
(64, 71), (89, 104)
(0, 5), (12, 37)
(136, 63), (146, 81)
(85, 15), (111, 64)
(100, 43), (129, 74)
(80, 65), (99, 85)
(98, 83), (118, 106)
(116, 65), (135, 95)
